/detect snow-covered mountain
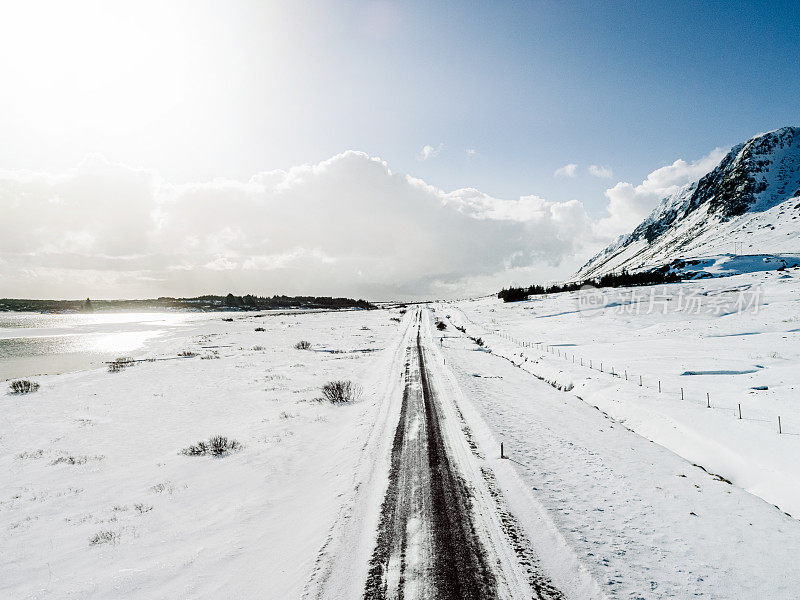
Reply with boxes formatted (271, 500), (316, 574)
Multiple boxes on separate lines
(576, 126), (800, 279)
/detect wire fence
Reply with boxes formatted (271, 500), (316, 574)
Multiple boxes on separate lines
(442, 305), (791, 436)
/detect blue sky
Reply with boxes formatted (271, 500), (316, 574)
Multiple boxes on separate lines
(2, 0), (798, 209)
(0, 1), (798, 298)
(307, 0), (800, 214)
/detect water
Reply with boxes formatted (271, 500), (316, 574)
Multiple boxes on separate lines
(0, 312), (211, 381)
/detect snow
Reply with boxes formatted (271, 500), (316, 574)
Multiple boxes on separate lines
(445, 268), (800, 518)
(1, 309), (404, 599)
(435, 321), (800, 598)
(5, 290), (800, 598)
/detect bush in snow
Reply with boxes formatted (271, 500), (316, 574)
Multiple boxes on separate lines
(90, 530), (119, 546)
(255, 327), (265, 332)
(182, 435), (241, 457)
(317, 380), (362, 404)
(9, 379), (39, 394)
(178, 350), (198, 358)
(436, 321), (447, 331)
(295, 340), (311, 350)
(108, 357), (135, 373)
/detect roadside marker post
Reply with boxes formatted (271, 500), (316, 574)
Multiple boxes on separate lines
(500, 442), (505, 459)
(778, 416), (782, 434)
(738, 404), (742, 419)
(707, 393), (710, 408)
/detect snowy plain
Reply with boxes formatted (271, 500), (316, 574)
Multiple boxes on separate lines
(446, 265), (800, 519)
(1, 309), (403, 599)
(3, 289), (800, 599)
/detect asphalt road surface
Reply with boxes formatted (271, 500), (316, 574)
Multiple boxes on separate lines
(363, 310), (526, 599)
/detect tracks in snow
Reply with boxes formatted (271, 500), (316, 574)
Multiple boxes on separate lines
(363, 309), (563, 600)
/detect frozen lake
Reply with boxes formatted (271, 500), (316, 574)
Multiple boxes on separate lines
(0, 312), (215, 381)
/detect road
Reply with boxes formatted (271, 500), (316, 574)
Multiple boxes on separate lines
(362, 309), (563, 600)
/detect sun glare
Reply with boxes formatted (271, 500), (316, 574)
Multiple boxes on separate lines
(0, 2), (195, 136)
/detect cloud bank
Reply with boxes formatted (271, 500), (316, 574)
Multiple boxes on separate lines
(0, 152), (591, 299)
(0, 148), (726, 299)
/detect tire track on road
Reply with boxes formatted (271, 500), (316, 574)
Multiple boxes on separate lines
(363, 311), (498, 599)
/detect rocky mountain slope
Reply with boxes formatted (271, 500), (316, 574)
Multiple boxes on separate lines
(576, 127), (800, 279)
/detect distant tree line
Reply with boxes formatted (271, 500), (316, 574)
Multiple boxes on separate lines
(220, 293), (373, 310)
(0, 293), (374, 313)
(498, 268), (682, 302)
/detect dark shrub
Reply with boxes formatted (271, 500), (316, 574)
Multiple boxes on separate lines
(90, 530), (119, 546)
(295, 340), (311, 350)
(255, 327), (265, 332)
(9, 380), (39, 394)
(318, 380), (362, 404)
(182, 436), (240, 457)
(436, 321), (447, 331)
(108, 357), (134, 373)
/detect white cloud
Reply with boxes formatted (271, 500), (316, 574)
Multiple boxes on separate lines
(466, 148), (476, 156)
(595, 147), (726, 238)
(417, 143), (443, 161)
(0, 152), (591, 300)
(588, 164), (613, 178)
(554, 163), (578, 178)
(0, 147), (730, 299)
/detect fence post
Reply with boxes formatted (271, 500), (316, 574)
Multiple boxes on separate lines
(738, 403), (742, 419)
(681, 387), (683, 400)
(707, 393), (710, 408)
(639, 375), (642, 387)
(778, 416), (782, 434)
(501, 442), (505, 458)
(625, 370), (628, 380)
(658, 381), (661, 393)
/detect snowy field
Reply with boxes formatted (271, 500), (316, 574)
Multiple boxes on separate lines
(4, 295), (800, 599)
(1, 309), (403, 598)
(446, 265), (800, 519)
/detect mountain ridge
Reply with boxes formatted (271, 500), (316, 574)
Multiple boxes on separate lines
(576, 126), (800, 279)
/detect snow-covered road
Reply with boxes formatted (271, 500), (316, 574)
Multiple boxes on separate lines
(311, 308), (567, 599)
(360, 309), (564, 599)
